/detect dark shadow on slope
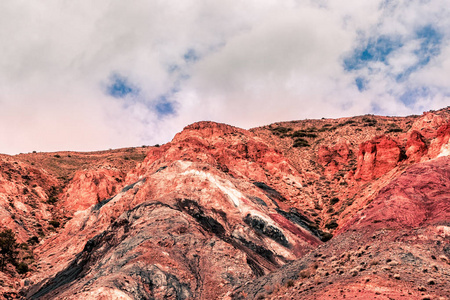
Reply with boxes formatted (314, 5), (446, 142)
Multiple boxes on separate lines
(253, 182), (286, 203)
(276, 208), (332, 242)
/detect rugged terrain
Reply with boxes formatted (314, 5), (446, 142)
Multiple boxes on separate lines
(0, 107), (449, 299)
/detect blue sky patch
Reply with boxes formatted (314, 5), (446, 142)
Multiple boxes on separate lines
(183, 49), (200, 63)
(106, 74), (139, 98)
(153, 87), (179, 117)
(355, 76), (367, 92)
(155, 96), (176, 117)
(395, 25), (442, 82)
(155, 101), (175, 116)
(414, 25), (442, 67)
(399, 87), (431, 105)
(344, 35), (403, 71)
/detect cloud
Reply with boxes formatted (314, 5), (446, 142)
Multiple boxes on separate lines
(0, 0), (449, 154)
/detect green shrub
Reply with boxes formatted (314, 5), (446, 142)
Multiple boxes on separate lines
(362, 117), (377, 127)
(293, 138), (310, 148)
(16, 262), (29, 274)
(286, 280), (295, 287)
(18, 243), (29, 250)
(320, 232), (333, 242)
(362, 117), (377, 123)
(0, 229), (18, 271)
(330, 197), (340, 205)
(292, 131), (318, 138)
(325, 220), (338, 230)
(27, 236), (39, 245)
(386, 128), (403, 133)
(47, 186), (61, 204)
(49, 220), (60, 228)
(271, 126), (293, 135)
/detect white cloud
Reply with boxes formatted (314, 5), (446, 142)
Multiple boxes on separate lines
(0, 0), (449, 154)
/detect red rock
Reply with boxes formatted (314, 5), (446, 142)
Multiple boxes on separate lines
(1, 108), (450, 299)
(409, 112), (445, 139)
(0, 156), (58, 242)
(318, 142), (351, 178)
(406, 130), (427, 162)
(427, 121), (450, 158)
(58, 168), (126, 213)
(20, 121), (322, 299)
(343, 156), (450, 231)
(233, 155), (450, 300)
(354, 135), (402, 181)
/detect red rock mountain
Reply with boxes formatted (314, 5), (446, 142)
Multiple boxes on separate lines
(0, 107), (449, 299)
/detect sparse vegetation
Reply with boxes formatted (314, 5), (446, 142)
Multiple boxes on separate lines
(16, 262), (29, 274)
(299, 269), (311, 278)
(270, 126), (293, 135)
(47, 185), (62, 204)
(27, 236), (39, 245)
(49, 220), (60, 228)
(293, 138), (310, 148)
(320, 231), (333, 242)
(330, 197), (340, 205)
(362, 117), (377, 126)
(343, 120), (356, 125)
(325, 220), (338, 230)
(386, 127), (403, 133)
(0, 229), (17, 271)
(291, 130), (318, 138)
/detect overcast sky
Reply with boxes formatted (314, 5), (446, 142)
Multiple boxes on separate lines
(1, 0), (449, 154)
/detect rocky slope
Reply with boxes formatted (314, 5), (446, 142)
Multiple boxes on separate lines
(0, 107), (448, 299)
(230, 156), (450, 299)
(24, 121), (327, 299)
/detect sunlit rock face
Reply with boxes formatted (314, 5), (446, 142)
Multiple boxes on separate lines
(354, 135), (402, 182)
(21, 122), (322, 299)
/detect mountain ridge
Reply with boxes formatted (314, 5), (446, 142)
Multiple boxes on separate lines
(0, 107), (449, 299)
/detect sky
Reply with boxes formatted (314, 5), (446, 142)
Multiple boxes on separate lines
(1, 0), (449, 154)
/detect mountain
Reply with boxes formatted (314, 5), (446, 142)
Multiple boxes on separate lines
(0, 107), (449, 299)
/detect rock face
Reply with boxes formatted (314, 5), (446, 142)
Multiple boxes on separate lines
(354, 135), (402, 181)
(58, 168), (126, 214)
(231, 156), (450, 300)
(343, 156), (450, 231)
(0, 107), (449, 299)
(21, 122), (323, 300)
(317, 142), (351, 178)
(428, 122), (450, 158)
(406, 130), (428, 162)
(0, 155), (58, 242)
(409, 112), (445, 139)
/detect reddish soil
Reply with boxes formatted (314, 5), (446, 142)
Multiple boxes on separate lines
(0, 107), (449, 299)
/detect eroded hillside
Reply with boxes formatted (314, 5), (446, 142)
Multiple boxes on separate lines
(0, 107), (448, 299)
